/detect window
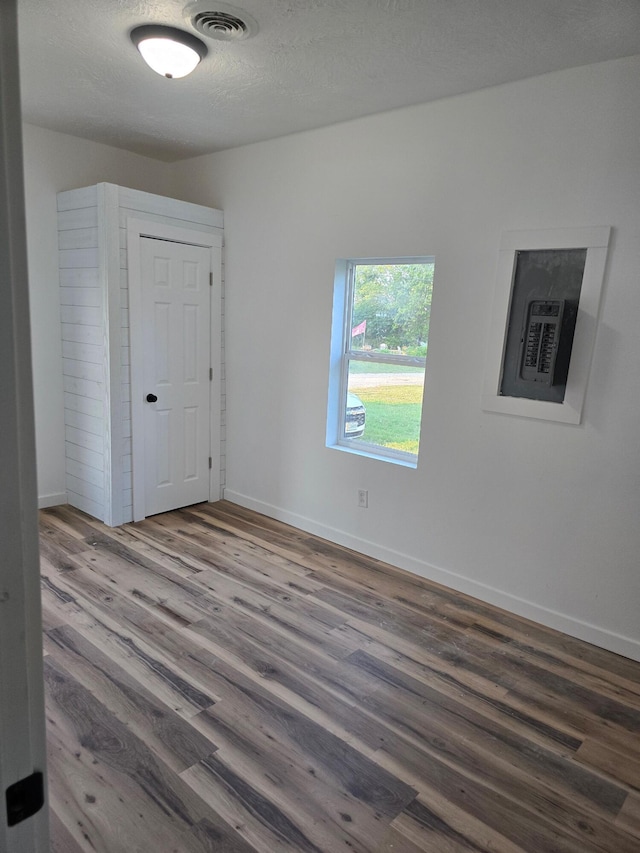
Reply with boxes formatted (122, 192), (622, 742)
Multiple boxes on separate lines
(327, 257), (435, 466)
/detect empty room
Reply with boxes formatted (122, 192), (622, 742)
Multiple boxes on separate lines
(1, 1), (640, 851)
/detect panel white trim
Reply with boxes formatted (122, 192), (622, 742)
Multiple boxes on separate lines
(58, 227), (99, 250)
(119, 207), (218, 232)
(57, 184), (98, 211)
(67, 490), (105, 519)
(59, 287), (102, 307)
(65, 425), (104, 453)
(60, 305), (102, 326)
(209, 242), (223, 502)
(65, 458), (103, 488)
(66, 473), (104, 503)
(61, 324), (103, 346)
(118, 186), (223, 228)
(99, 183), (124, 527)
(61, 341), (103, 364)
(224, 490), (640, 663)
(59, 268), (100, 288)
(65, 442), (103, 471)
(64, 392), (104, 419)
(127, 217), (223, 522)
(59, 247), (99, 268)
(63, 374), (102, 400)
(482, 226), (611, 423)
(64, 408), (103, 436)
(62, 358), (102, 382)
(58, 207), (98, 230)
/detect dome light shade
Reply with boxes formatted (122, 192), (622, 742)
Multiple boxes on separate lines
(131, 25), (207, 78)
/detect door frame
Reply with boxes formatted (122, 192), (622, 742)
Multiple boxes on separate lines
(127, 218), (223, 522)
(0, 0), (49, 848)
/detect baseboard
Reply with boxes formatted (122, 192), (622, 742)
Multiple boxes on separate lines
(223, 488), (640, 663)
(38, 492), (67, 509)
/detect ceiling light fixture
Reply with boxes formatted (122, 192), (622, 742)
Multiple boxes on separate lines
(130, 25), (208, 79)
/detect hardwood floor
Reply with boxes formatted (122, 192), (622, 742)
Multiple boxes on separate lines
(39, 500), (640, 852)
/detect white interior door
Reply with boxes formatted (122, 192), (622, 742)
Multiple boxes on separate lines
(140, 237), (212, 516)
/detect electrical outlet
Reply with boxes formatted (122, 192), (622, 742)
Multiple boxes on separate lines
(357, 489), (368, 508)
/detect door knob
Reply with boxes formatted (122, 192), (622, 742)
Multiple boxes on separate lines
(146, 393), (158, 403)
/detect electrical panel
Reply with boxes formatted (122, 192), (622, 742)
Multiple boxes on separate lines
(499, 249), (586, 403)
(519, 300), (564, 385)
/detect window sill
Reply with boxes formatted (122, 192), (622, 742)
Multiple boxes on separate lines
(328, 441), (418, 469)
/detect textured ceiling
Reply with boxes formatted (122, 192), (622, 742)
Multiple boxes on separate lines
(17, 0), (640, 161)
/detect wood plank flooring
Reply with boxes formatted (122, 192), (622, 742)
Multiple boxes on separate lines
(39, 500), (640, 852)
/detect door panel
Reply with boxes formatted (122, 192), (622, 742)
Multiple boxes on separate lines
(141, 237), (211, 516)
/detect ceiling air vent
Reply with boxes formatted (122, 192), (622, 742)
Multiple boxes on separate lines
(184, 2), (258, 41)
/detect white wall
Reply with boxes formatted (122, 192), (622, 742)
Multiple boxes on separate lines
(22, 124), (175, 505)
(172, 55), (640, 660)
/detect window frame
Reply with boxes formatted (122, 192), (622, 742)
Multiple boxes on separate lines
(327, 255), (434, 467)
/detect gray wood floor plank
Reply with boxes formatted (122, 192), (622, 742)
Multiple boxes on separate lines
(41, 501), (640, 853)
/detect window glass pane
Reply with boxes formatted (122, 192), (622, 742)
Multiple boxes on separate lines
(350, 263), (434, 355)
(329, 256), (435, 464)
(346, 361), (425, 455)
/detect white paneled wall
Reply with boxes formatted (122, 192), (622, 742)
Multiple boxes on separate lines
(57, 183), (223, 525)
(220, 253), (226, 492)
(58, 187), (106, 518)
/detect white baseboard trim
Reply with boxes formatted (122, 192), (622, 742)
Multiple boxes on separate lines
(38, 492), (67, 509)
(224, 489), (640, 663)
